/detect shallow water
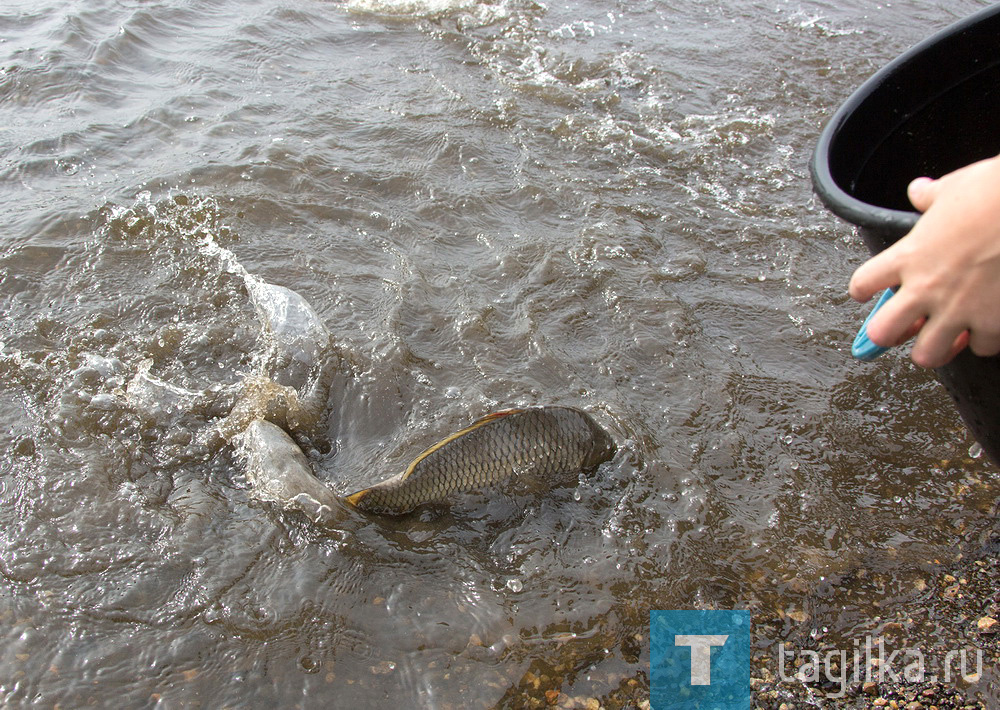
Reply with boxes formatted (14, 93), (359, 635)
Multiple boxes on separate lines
(1, 0), (997, 707)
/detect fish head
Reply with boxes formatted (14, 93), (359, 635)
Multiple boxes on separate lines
(580, 415), (616, 470)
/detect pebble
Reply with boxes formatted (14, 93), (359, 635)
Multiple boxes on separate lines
(975, 616), (997, 634)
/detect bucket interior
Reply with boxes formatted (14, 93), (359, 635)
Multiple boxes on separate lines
(846, 64), (1000, 212)
(826, 11), (1000, 218)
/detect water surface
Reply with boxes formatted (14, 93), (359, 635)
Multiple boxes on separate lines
(1, 0), (996, 706)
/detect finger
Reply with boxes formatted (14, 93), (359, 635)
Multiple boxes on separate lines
(907, 176), (937, 212)
(849, 252), (899, 303)
(921, 331), (970, 368)
(864, 290), (926, 347)
(949, 331), (971, 361)
(968, 328), (1000, 358)
(910, 320), (970, 369)
(895, 316), (926, 345)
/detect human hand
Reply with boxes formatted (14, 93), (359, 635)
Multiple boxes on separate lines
(848, 154), (1000, 368)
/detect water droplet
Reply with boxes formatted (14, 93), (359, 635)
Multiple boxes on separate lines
(444, 386), (461, 399)
(506, 578), (523, 593)
(969, 442), (983, 459)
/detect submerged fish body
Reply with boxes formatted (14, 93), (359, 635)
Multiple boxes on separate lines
(343, 406), (616, 515)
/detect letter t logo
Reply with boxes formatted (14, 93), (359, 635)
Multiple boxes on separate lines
(674, 634), (729, 685)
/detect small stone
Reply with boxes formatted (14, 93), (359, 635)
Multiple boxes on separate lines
(584, 699), (600, 710)
(873, 700), (888, 707)
(863, 681), (878, 695)
(544, 688), (559, 704)
(976, 616), (998, 634)
(778, 704), (792, 710)
(904, 702), (923, 710)
(942, 574), (956, 584)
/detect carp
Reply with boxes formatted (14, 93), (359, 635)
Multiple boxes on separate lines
(343, 406), (616, 515)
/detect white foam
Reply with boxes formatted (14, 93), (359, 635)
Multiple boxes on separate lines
(345, 0), (477, 17)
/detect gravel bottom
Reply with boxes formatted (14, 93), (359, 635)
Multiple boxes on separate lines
(501, 520), (999, 710)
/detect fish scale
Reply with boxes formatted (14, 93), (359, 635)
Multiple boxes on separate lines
(344, 406), (616, 515)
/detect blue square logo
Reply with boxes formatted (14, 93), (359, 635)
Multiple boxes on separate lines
(650, 610), (752, 710)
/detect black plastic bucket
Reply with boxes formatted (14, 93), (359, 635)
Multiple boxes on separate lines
(810, 3), (1000, 465)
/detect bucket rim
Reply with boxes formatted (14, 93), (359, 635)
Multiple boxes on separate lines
(810, 3), (1000, 235)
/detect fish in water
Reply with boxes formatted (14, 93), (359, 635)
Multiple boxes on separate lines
(343, 406), (616, 515)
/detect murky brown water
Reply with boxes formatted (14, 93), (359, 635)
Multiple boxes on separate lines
(1, 0), (997, 707)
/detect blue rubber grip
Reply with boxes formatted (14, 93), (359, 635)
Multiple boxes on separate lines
(852, 288), (895, 361)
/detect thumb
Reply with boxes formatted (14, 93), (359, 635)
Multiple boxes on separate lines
(907, 176), (937, 212)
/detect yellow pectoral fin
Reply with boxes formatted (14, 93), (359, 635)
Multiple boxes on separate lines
(343, 489), (368, 507)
